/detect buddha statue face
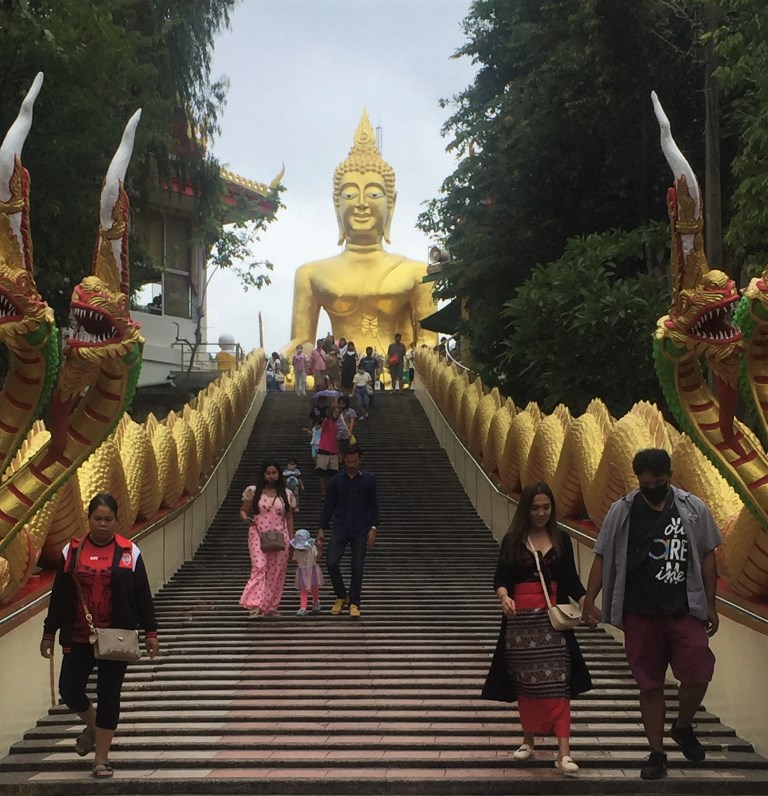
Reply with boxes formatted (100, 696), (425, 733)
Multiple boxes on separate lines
(337, 171), (392, 246)
(334, 110), (397, 247)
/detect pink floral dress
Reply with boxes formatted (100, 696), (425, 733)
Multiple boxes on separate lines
(239, 486), (295, 614)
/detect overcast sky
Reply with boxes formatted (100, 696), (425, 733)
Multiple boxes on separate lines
(206, 0), (477, 353)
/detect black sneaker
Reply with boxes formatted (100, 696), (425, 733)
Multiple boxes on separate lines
(670, 721), (706, 762)
(640, 751), (668, 780)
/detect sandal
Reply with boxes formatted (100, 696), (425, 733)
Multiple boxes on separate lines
(554, 755), (579, 774)
(75, 728), (95, 757)
(512, 743), (533, 760)
(92, 760), (114, 779)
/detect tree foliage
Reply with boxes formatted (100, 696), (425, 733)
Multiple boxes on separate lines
(713, 0), (768, 266)
(501, 224), (670, 415)
(419, 0), (707, 395)
(0, 0), (275, 323)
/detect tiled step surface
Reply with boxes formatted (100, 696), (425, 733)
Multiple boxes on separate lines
(2, 391), (767, 795)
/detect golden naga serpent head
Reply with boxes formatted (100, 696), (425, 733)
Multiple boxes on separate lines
(58, 110), (143, 402)
(651, 91), (742, 437)
(743, 266), (768, 325)
(0, 73), (54, 339)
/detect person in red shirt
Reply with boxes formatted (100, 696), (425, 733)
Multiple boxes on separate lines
(40, 493), (158, 779)
(316, 406), (341, 498)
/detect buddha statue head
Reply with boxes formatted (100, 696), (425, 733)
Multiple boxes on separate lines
(333, 109), (397, 247)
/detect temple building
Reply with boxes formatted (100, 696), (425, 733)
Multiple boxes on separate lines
(132, 165), (282, 390)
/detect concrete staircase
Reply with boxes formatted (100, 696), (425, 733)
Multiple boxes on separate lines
(2, 391), (767, 794)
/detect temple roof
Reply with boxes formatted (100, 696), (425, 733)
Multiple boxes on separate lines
(221, 168), (270, 198)
(220, 165), (284, 222)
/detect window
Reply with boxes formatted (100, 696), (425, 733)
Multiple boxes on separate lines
(163, 216), (192, 320)
(136, 213), (193, 319)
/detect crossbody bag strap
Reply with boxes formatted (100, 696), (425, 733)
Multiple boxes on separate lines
(526, 537), (554, 610)
(71, 546), (97, 636)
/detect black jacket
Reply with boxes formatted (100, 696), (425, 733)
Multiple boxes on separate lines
(482, 529), (592, 702)
(43, 534), (157, 648)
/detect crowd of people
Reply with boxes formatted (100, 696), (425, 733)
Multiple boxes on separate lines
(266, 332), (418, 400)
(37, 402), (722, 785)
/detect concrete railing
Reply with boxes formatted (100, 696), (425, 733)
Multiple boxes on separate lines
(412, 371), (768, 758)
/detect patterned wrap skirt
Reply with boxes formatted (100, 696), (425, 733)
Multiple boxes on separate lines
(504, 581), (571, 736)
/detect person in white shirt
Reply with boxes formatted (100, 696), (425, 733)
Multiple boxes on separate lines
(352, 363), (373, 418)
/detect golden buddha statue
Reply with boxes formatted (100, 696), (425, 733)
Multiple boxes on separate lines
(285, 111), (437, 357)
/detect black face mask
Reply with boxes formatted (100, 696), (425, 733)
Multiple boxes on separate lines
(640, 482), (669, 505)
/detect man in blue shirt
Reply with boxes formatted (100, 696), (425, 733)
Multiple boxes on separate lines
(318, 444), (379, 618)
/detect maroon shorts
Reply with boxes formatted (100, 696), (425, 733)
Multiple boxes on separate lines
(623, 611), (715, 691)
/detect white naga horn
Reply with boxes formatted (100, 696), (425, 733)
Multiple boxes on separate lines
(99, 109), (141, 293)
(0, 72), (44, 202)
(100, 108), (141, 232)
(651, 90), (701, 220)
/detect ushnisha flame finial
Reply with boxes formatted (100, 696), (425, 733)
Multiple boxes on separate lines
(95, 109), (141, 296)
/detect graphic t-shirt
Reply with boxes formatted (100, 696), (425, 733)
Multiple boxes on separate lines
(309, 405), (326, 423)
(283, 466), (301, 492)
(624, 495), (689, 615)
(358, 355), (378, 380)
(72, 536), (115, 642)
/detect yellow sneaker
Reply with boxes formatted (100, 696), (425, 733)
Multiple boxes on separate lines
(349, 604), (361, 618)
(331, 598), (346, 615)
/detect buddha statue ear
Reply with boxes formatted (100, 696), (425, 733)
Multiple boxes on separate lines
(336, 206), (346, 247)
(383, 191), (397, 245)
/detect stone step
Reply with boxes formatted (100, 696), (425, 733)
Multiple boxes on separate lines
(3, 391), (766, 795)
(3, 749), (764, 772)
(19, 724), (741, 743)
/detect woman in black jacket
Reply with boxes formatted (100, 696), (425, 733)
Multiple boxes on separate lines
(40, 493), (158, 779)
(340, 341), (359, 391)
(482, 482), (591, 774)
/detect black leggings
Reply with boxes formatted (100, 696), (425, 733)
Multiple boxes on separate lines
(59, 642), (129, 731)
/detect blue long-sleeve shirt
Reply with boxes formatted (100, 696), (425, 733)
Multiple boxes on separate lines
(320, 469), (379, 538)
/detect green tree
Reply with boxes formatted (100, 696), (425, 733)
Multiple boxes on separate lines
(181, 185), (284, 375)
(501, 224), (670, 415)
(0, 0), (276, 322)
(713, 0), (768, 270)
(420, 0), (705, 384)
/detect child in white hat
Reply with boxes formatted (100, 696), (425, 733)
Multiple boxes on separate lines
(290, 529), (324, 616)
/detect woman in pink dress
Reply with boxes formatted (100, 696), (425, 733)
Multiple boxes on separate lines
(239, 462), (296, 618)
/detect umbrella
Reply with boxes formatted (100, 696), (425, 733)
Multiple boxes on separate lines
(312, 389), (341, 399)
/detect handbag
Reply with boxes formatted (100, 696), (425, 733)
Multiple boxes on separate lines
(388, 353), (399, 366)
(72, 563), (142, 662)
(259, 529), (286, 553)
(527, 538), (582, 631)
